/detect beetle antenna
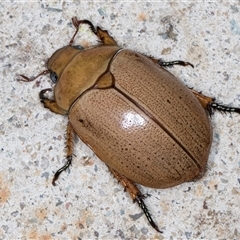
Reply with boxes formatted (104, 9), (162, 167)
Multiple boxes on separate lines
(17, 70), (50, 82)
(135, 194), (163, 233)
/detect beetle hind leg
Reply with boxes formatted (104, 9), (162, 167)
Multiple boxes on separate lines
(209, 102), (240, 115)
(108, 167), (162, 233)
(52, 123), (75, 185)
(190, 89), (240, 115)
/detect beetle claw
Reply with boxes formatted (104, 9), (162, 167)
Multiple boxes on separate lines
(139, 193), (151, 200)
(135, 194), (163, 233)
(52, 155), (73, 186)
(39, 88), (52, 100)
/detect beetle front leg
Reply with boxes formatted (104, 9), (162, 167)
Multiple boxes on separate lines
(40, 89), (67, 115)
(52, 122), (75, 185)
(108, 167), (162, 233)
(95, 27), (118, 46)
(70, 17), (118, 46)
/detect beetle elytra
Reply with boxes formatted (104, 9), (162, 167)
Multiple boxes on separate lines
(19, 17), (240, 233)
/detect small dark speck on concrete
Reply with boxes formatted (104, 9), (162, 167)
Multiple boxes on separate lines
(56, 200), (63, 206)
(120, 209), (124, 215)
(203, 200), (208, 209)
(129, 212), (144, 220)
(214, 132), (220, 142)
(184, 187), (191, 192)
(129, 225), (138, 233)
(47, 7), (62, 12)
(44, 112), (53, 120)
(98, 8), (107, 17)
(185, 231), (192, 239)
(57, 19), (63, 25)
(221, 178), (228, 184)
(41, 171), (49, 180)
(110, 13), (117, 20)
(230, 5), (239, 13)
(94, 230), (99, 237)
(238, 178), (240, 184)
(221, 159), (227, 165)
(115, 229), (125, 239)
(2, 225), (8, 233)
(8, 167), (15, 172)
(20, 202), (26, 210)
(140, 227), (148, 234)
(11, 211), (19, 217)
(67, 22), (72, 27)
(94, 164), (98, 172)
(79, 223), (84, 229)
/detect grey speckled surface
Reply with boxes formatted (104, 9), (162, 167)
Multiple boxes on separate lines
(1, 1), (240, 239)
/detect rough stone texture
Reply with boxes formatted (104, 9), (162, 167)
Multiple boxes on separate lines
(1, 1), (240, 239)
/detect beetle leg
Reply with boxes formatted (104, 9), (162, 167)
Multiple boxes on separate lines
(70, 18), (98, 45)
(70, 17), (118, 46)
(157, 59), (194, 68)
(96, 27), (118, 46)
(52, 123), (75, 185)
(147, 57), (194, 68)
(108, 167), (162, 233)
(39, 89), (67, 115)
(17, 70), (50, 82)
(190, 89), (240, 115)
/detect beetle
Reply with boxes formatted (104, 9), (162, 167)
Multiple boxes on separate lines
(19, 17), (240, 233)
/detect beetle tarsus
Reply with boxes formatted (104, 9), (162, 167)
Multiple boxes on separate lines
(52, 155), (72, 186)
(70, 17), (97, 45)
(208, 102), (240, 115)
(108, 167), (162, 233)
(39, 88), (52, 100)
(158, 60), (194, 68)
(70, 17), (118, 46)
(135, 194), (163, 233)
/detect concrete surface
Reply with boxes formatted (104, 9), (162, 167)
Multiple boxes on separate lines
(1, 1), (240, 239)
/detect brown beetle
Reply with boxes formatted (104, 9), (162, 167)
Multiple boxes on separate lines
(19, 17), (240, 233)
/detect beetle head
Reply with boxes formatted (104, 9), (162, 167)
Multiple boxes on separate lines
(46, 45), (119, 112)
(47, 45), (88, 112)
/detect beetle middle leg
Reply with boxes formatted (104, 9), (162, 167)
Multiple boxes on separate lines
(157, 59), (194, 68)
(52, 122), (75, 185)
(147, 56), (194, 68)
(108, 167), (162, 233)
(191, 89), (240, 115)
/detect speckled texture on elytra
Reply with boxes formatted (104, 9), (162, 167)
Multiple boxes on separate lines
(69, 48), (211, 188)
(1, 1), (240, 239)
